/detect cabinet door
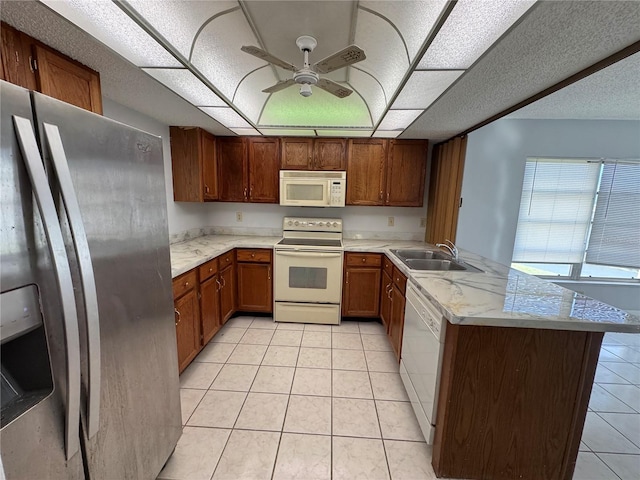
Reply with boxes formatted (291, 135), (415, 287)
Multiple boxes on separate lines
(170, 127), (202, 202)
(237, 263), (272, 312)
(314, 138), (346, 170)
(174, 289), (200, 373)
(1, 23), (36, 89)
(202, 130), (218, 200)
(219, 265), (236, 324)
(389, 285), (405, 362)
(218, 137), (247, 202)
(32, 44), (102, 114)
(342, 267), (381, 317)
(248, 137), (279, 203)
(281, 137), (313, 169)
(386, 140), (428, 206)
(200, 275), (221, 344)
(380, 271), (393, 333)
(346, 139), (387, 205)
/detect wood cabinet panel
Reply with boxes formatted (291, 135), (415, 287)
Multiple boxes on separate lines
(392, 266), (407, 294)
(346, 253), (382, 267)
(199, 258), (218, 282)
(236, 249), (272, 263)
(314, 138), (346, 170)
(281, 138), (313, 169)
(389, 285), (405, 361)
(218, 137), (247, 202)
(170, 127), (202, 202)
(346, 139), (387, 205)
(1, 23), (36, 90)
(433, 325), (602, 480)
(380, 271), (393, 332)
(200, 275), (221, 344)
(33, 44), (102, 114)
(219, 251), (234, 268)
(219, 265), (236, 324)
(174, 289), (200, 373)
(382, 255), (394, 278)
(248, 137), (279, 203)
(202, 130), (218, 200)
(237, 263), (272, 312)
(343, 267), (381, 317)
(386, 140), (427, 206)
(172, 270), (197, 299)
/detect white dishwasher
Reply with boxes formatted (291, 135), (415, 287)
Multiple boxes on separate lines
(399, 282), (446, 444)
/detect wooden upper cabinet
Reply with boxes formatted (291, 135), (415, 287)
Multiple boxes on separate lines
(248, 137), (279, 203)
(218, 137), (247, 202)
(346, 139), (387, 205)
(32, 44), (102, 114)
(281, 138), (313, 169)
(386, 140), (428, 206)
(314, 138), (346, 170)
(1, 22), (36, 90)
(170, 127), (217, 202)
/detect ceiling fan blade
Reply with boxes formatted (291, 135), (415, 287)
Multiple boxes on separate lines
(313, 45), (366, 74)
(316, 78), (353, 98)
(241, 45), (298, 72)
(262, 79), (296, 93)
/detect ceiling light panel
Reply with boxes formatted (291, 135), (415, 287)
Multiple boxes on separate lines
(259, 86), (371, 128)
(318, 130), (373, 137)
(233, 67), (279, 124)
(349, 68), (386, 125)
(142, 68), (225, 106)
(199, 107), (252, 129)
(41, 0), (180, 67)
(190, 9), (266, 100)
(392, 70), (464, 109)
(354, 9), (410, 101)
(418, 0), (536, 69)
(378, 110), (423, 130)
(360, 1), (448, 61)
(125, 0), (237, 59)
(230, 128), (260, 136)
(372, 130), (403, 138)
(259, 130), (317, 137)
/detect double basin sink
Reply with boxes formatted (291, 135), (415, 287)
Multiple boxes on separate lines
(391, 249), (483, 273)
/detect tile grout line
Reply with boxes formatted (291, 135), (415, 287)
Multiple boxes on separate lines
(591, 451), (624, 480)
(592, 411), (640, 452)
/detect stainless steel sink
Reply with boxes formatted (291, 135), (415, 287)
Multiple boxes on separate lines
(391, 249), (483, 273)
(391, 249), (450, 260)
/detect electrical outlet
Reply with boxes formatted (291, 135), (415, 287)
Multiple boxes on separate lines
(236, 211), (243, 222)
(420, 217), (427, 227)
(388, 216), (395, 227)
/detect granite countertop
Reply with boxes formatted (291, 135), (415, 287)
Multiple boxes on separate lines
(170, 235), (640, 333)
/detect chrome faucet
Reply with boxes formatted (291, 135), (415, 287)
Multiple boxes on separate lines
(436, 239), (459, 261)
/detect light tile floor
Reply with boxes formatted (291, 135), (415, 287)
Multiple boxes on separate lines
(159, 317), (640, 480)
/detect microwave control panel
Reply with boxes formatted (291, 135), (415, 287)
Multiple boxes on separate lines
(330, 181), (345, 206)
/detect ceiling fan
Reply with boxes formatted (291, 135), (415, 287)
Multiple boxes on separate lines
(241, 35), (366, 98)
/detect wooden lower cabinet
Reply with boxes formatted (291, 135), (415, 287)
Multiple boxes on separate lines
(173, 273), (200, 373)
(219, 264), (236, 324)
(342, 253), (382, 317)
(388, 283), (406, 361)
(380, 270), (393, 332)
(236, 248), (273, 313)
(200, 275), (221, 344)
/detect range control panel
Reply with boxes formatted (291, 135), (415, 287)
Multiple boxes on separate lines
(282, 217), (343, 233)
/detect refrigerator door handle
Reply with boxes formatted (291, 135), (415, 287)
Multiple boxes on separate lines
(13, 115), (82, 461)
(43, 122), (101, 438)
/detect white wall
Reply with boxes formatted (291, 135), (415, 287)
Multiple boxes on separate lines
(102, 98), (427, 239)
(457, 118), (640, 311)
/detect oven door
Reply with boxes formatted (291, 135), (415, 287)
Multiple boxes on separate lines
(274, 249), (343, 303)
(280, 179), (330, 207)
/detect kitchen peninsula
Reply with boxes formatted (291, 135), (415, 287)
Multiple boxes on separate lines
(170, 234), (640, 480)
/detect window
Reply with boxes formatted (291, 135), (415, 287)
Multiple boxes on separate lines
(511, 157), (640, 281)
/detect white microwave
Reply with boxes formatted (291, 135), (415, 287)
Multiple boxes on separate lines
(280, 170), (346, 207)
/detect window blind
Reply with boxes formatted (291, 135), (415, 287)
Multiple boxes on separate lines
(586, 160), (640, 268)
(512, 159), (600, 263)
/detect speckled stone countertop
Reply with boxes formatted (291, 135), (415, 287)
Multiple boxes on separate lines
(170, 235), (640, 333)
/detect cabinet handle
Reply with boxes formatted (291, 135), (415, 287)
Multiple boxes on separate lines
(346, 271), (349, 284)
(386, 192), (390, 203)
(244, 187), (248, 198)
(205, 184), (210, 193)
(379, 191), (383, 201)
(174, 308), (181, 326)
(221, 276), (226, 288)
(268, 267), (271, 281)
(29, 56), (37, 72)
(215, 278), (222, 291)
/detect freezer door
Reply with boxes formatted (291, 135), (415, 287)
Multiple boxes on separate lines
(0, 81), (85, 478)
(32, 91), (181, 479)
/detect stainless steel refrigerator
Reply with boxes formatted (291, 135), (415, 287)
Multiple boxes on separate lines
(0, 80), (181, 479)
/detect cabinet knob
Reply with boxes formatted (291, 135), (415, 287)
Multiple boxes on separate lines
(184, 281), (189, 287)
(362, 258), (366, 263)
(208, 267), (213, 272)
(226, 257), (230, 262)
(251, 253), (255, 258)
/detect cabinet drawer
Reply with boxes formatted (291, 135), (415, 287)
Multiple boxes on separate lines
(172, 270), (197, 299)
(236, 248), (272, 263)
(346, 252), (382, 267)
(383, 255), (394, 277)
(219, 251), (235, 267)
(392, 266), (407, 294)
(198, 258), (218, 281)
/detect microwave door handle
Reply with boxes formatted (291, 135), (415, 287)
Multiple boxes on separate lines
(43, 123), (101, 438)
(276, 251), (342, 258)
(13, 116), (82, 461)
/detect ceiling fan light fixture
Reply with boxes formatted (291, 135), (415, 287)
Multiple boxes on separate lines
(299, 84), (313, 97)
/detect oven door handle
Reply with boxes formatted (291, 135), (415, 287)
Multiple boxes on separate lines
(276, 251), (343, 258)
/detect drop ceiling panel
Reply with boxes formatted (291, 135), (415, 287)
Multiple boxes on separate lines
(319, 130), (373, 137)
(392, 70), (464, 109)
(142, 68), (226, 106)
(200, 107), (253, 129)
(360, 0), (448, 61)
(126, 0), (238, 60)
(378, 110), (423, 130)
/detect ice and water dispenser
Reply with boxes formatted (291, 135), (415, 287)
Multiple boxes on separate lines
(1, 285), (53, 427)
